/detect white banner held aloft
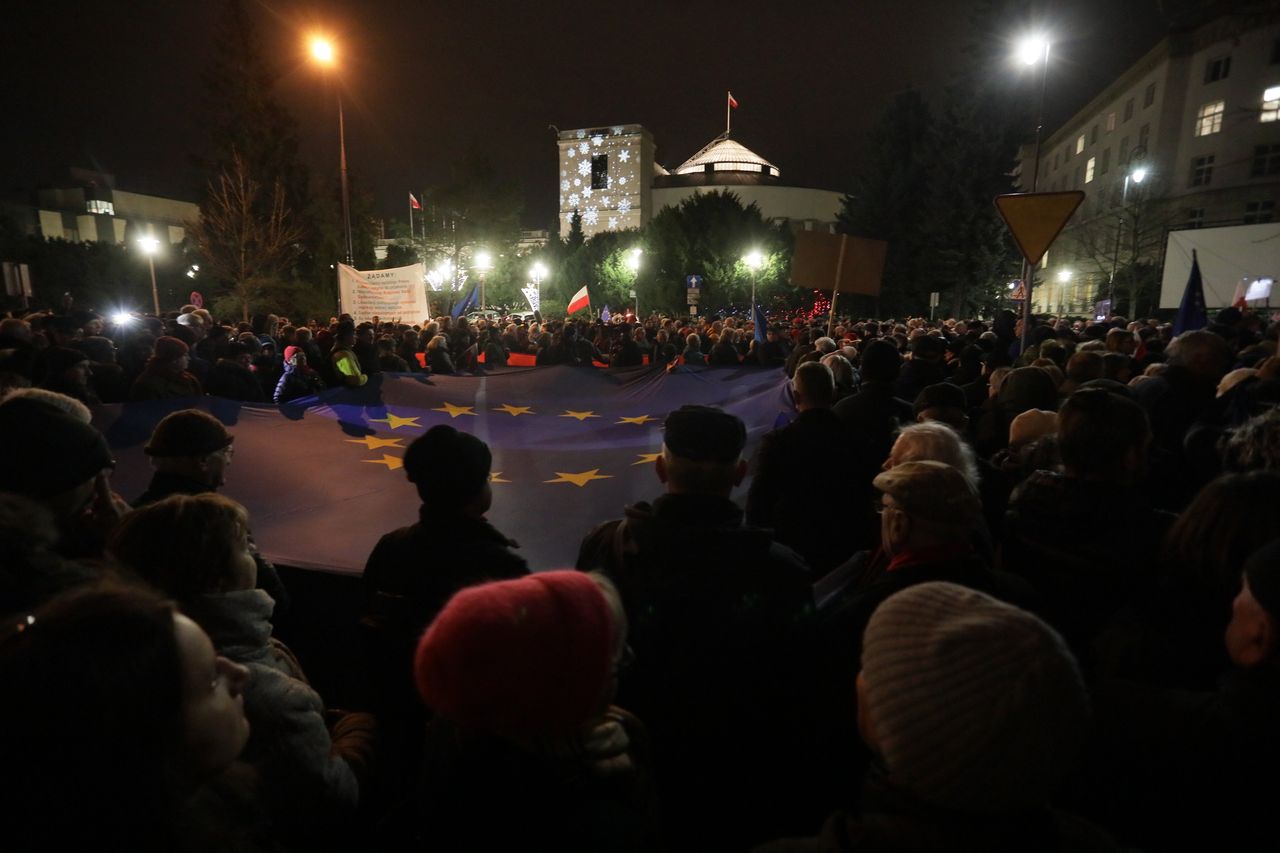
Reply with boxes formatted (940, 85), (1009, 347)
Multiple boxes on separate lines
(338, 263), (430, 322)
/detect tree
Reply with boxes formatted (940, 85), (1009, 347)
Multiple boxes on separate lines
(188, 151), (304, 322)
(837, 91), (937, 316)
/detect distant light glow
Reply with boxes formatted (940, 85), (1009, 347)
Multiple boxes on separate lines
(529, 261), (548, 282)
(309, 37), (335, 65)
(626, 248), (642, 272)
(1015, 35), (1050, 67)
(744, 250), (764, 270)
(474, 251), (492, 271)
(1266, 86), (1280, 102)
(138, 236), (160, 255)
(1057, 269), (1072, 282)
(111, 312), (132, 325)
(1131, 167), (1148, 184)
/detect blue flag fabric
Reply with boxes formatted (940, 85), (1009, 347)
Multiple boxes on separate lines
(96, 366), (792, 574)
(450, 286), (478, 320)
(1174, 250), (1208, 336)
(753, 302), (768, 344)
(601, 304), (611, 323)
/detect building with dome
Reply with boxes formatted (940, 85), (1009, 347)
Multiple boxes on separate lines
(556, 125), (845, 240)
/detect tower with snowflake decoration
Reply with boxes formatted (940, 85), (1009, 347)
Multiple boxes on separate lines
(556, 125), (655, 240)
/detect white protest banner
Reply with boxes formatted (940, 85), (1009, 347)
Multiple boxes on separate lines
(337, 263), (430, 322)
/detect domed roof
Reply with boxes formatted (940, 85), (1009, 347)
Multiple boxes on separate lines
(674, 135), (780, 178)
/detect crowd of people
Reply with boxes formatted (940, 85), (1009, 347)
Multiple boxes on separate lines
(1, 298), (1279, 851)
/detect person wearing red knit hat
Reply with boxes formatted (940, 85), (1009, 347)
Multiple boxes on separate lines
(409, 570), (657, 850)
(129, 335), (203, 400)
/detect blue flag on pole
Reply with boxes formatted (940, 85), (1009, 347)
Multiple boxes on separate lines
(96, 367), (793, 573)
(601, 304), (611, 323)
(1174, 249), (1208, 336)
(450, 285), (478, 320)
(753, 302), (768, 344)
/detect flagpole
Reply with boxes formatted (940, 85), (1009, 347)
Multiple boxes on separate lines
(726, 91), (731, 136)
(408, 194), (414, 245)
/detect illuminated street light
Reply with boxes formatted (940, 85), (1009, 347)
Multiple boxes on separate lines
(743, 249), (765, 308)
(474, 251), (493, 309)
(1013, 32), (1052, 351)
(138, 236), (161, 315)
(308, 34), (352, 266)
(111, 311), (133, 326)
(529, 261), (548, 284)
(626, 248), (642, 273)
(1057, 269), (1072, 283)
(1109, 148), (1150, 312)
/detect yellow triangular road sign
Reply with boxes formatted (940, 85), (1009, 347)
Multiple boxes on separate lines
(994, 191), (1085, 266)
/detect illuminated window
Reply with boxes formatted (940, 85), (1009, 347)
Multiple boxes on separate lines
(1076, 134), (1085, 154)
(590, 154), (608, 190)
(1204, 56), (1231, 83)
(86, 200), (114, 215)
(1085, 157), (1096, 183)
(1244, 201), (1275, 224)
(1106, 112), (1116, 132)
(1196, 101), (1225, 136)
(1144, 83), (1156, 107)
(1190, 155), (1215, 187)
(1252, 143), (1280, 176)
(1260, 86), (1280, 122)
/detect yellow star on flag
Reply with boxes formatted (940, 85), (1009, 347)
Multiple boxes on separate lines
(368, 413), (420, 430)
(616, 415), (657, 425)
(544, 469), (614, 487)
(345, 436), (405, 450)
(363, 454), (404, 470)
(490, 472), (511, 483)
(560, 410), (600, 421)
(632, 453), (662, 465)
(432, 402), (477, 418)
(492, 404), (534, 416)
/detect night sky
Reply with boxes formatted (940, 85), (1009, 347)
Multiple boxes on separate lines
(4, 0), (1168, 231)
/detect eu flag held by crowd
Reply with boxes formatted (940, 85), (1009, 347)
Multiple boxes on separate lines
(96, 365), (793, 573)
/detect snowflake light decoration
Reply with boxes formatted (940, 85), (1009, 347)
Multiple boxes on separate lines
(568, 193), (579, 206)
(591, 135), (603, 147)
(577, 159), (591, 176)
(619, 149), (630, 163)
(560, 180), (569, 191)
(567, 147), (575, 158)
(582, 187), (593, 198)
(561, 169), (567, 176)
(612, 126), (624, 135)
(583, 206), (599, 226)
(578, 142), (589, 155)
(618, 199), (631, 213)
(573, 178), (581, 187)
(601, 196), (611, 208)
(576, 129), (586, 139)
(608, 217), (618, 229)
(618, 176), (627, 185)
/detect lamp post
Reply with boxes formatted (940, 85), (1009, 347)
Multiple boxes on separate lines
(309, 36), (353, 266)
(1015, 34), (1051, 353)
(1056, 268), (1072, 316)
(529, 261), (547, 314)
(626, 249), (642, 318)
(474, 250), (492, 310)
(138, 235), (161, 315)
(1108, 152), (1148, 314)
(744, 249), (764, 309)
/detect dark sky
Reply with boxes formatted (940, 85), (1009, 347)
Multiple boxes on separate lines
(3, 0), (1170, 231)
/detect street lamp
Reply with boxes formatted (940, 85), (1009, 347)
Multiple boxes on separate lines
(474, 250), (492, 309)
(1015, 33), (1051, 353)
(1108, 150), (1149, 313)
(309, 34), (353, 267)
(138, 235), (161, 315)
(744, 249), (764, 309)
(626, 249), (642, 318)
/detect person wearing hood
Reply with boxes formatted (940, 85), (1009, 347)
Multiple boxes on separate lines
(274, 346), (326, 404)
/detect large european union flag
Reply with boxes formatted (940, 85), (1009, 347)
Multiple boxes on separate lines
(95, 365), (793, 574)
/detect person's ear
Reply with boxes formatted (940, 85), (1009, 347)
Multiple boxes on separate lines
(733, 458), (748, 487)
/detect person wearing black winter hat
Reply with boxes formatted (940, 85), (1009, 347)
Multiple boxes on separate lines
(0, 396), (128, 563)
(361, 424), (529, 786)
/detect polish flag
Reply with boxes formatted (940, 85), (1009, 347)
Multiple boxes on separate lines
(409, 193), (422, 210)
(568, 285), (590, 314)
(728, 91), (739, 109)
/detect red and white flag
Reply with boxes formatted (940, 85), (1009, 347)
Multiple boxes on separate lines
(409, 192), (422, 210)
(568, 285), (590, 314)
(727, 91), (739, 109)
